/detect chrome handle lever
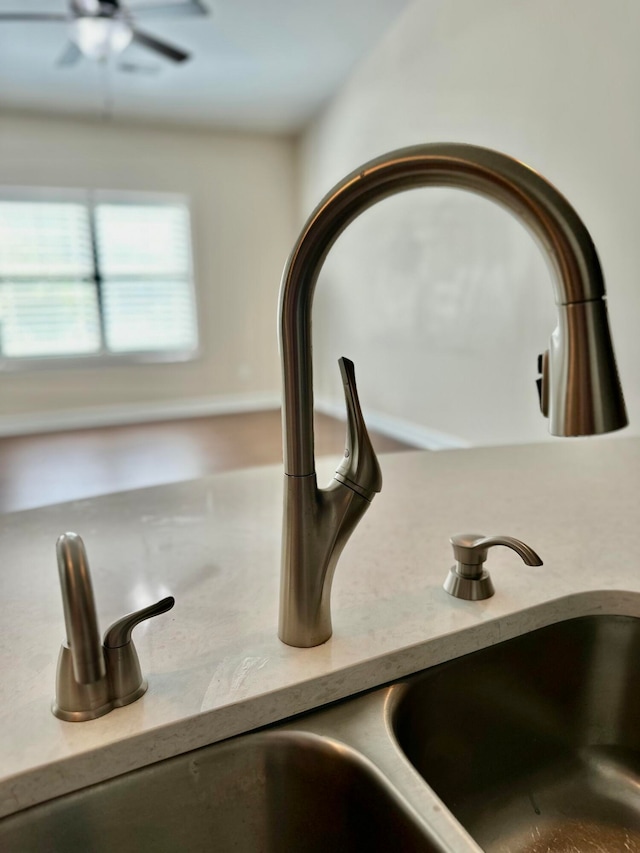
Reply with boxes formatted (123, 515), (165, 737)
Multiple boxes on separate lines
(444, 532), (543, 600)
(53, 532), (175, 722)
(104, 596), (176, 649)
(102, 595), (175, 711)
(334, 357), (382, 500)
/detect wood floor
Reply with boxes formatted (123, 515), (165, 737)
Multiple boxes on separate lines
(0, 410), (415, 514)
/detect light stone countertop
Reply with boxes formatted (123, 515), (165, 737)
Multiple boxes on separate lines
(0, 436), (639, 820)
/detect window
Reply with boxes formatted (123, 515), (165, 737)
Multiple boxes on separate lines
(0, 190), (198, 364)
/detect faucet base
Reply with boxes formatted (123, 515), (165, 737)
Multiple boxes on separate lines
(53, 639), (152, 721)
(51, 701), (113, 723)
(279, 473), (373, 647)
(52, 644), (112, 722)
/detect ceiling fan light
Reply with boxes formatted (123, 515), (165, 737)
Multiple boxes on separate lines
(70, 17), (133, 61)
(71, 0), (101, 14)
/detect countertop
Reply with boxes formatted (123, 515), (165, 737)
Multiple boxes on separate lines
(1, 436), (639, 820)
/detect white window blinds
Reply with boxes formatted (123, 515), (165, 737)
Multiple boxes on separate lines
(0, 201), (101, 357)
(0, 192), (198, 362)
(95, 202), (197, 353)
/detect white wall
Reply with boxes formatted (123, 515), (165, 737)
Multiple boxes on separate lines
(299, 0), (640, 447)
(0, 112), (296, 430)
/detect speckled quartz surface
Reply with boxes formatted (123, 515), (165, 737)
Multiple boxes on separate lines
(1, 437), (639, 820)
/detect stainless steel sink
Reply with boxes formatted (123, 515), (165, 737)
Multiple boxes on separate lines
(0, 730), (443, 853)
(5, 612), (640, 852)
(391, 615), (640, 852)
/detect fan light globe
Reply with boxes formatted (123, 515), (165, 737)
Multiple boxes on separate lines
(71, 16), (133, 60)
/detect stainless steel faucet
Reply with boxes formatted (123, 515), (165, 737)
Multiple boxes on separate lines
(278, 143), (627, 648)
(53, 532), (175, 721)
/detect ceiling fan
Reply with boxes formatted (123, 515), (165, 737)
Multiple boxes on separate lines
(0, 1), (208, 66)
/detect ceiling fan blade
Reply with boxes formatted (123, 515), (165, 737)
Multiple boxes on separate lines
(131, 28), (189, 62)
(118, 61), (160, 75)
(130, 1), (208, 17)
(57, 41), (83, 67)
(0, 13), (67, 20)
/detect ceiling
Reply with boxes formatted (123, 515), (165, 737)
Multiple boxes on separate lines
(0, 0), (410, 133)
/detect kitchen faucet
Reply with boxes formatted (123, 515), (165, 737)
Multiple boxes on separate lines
(53, 532), (174, 721)
(278, 143), (627, 648)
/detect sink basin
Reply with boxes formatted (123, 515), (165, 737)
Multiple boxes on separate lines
(0, 730), (441, 853)
(8, 611), (640, 852)
(392, 615), (640, 852)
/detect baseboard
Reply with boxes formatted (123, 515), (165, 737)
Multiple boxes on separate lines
(0, 393), (471, 449)
(314, 398), (470, 451)
(0, 393), (283, 437)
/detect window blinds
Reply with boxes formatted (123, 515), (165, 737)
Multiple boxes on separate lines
(95, 203), (197, 353)
(0, 194), (198, 360)
(0, 201), (101, 357)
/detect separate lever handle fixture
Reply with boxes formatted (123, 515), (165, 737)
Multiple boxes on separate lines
(444, 532), (543, 601)
(104, 596), (176, 649)
(53, 532), (175, 722)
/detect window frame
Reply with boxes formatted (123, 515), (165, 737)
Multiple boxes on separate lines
(0, 186), (201, 372)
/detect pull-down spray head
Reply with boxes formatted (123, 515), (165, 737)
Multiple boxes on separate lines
(539, 299), (626, 436)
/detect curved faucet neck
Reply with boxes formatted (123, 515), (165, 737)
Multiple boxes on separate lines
(56, 532), (105, 685)
(279, 143), (607, 476)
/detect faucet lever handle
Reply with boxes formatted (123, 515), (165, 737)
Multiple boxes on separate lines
(103, 595), (175, 708)
(445, 532), (543, 600)
(334, 356), (383, 500)
(104, 596), (175, 649)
